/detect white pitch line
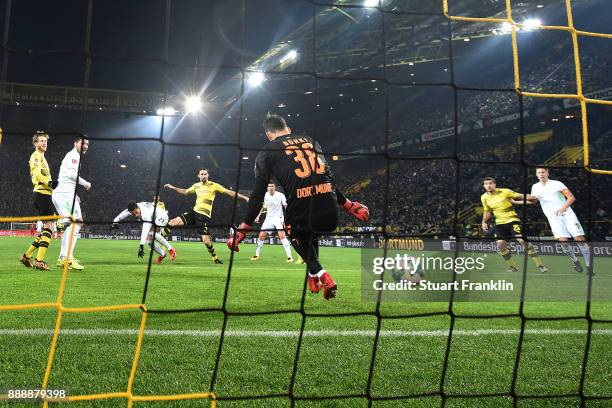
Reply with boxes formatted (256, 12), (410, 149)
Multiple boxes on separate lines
(156, 266), (604, 277)
(165, 266), (359, 272)
(0, 328), (611, 337)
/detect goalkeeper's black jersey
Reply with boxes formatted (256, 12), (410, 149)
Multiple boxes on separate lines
(244, 134), (338, 226)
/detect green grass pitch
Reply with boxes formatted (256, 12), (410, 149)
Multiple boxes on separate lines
(0, 237), (611, 407)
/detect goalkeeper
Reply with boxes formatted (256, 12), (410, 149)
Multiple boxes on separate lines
(227, 114), (369, 300)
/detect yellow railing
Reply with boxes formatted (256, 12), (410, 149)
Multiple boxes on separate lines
(545, 145), (584, 166)
(443, 0), (612, 174)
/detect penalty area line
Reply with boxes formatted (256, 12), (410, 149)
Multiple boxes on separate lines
(0, 328), (611, 337)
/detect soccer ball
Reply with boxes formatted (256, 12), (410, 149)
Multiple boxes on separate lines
(391, 258), (425, 283)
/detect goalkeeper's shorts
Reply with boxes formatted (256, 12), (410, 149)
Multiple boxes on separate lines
(286, 210), (338, 237)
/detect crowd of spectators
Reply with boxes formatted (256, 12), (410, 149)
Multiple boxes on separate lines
(301, 40), (612, 155)
(2, 103), (610, 242)
(1, 36), (611, 241)
(331, 113), (611, 240)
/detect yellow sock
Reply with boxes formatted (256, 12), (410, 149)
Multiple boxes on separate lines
(35, 228), (52, 262)
(527, 243), (544, 267)
(25, 234), (42, 258)
(205, 243), (217, 259)
(162, 226), (171, 238)
(499, 248), (517, 268)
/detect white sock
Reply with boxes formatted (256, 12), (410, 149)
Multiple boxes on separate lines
(578, 242), (591, 267)
(316, 269), (326, 278)
(281, 238), (292, 259)
(60, 227), (70, 259)
(255, 239), (264, 256)
(155, 233), (173, 250)
(561, 243), (578, 263)
(67, 224), (81, 260)
(153, 242), (165, 256)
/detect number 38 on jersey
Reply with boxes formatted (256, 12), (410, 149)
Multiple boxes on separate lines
(285, 142), (325, 178)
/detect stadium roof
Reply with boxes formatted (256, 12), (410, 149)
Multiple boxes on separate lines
(4, 0), (595, 114)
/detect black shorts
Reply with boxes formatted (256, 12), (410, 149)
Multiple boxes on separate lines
(494, 221), (523, 239)
(180, 210), (210, 235)
(286, 210), (338, 238)
(33, 192), (56, 217)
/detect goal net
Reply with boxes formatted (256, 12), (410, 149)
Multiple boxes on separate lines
(0, 0), (610, 406)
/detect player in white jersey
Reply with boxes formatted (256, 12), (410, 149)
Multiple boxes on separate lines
(251, 183), (294, 262)
(52, 136), (91, 270)
(113, 201), (177, 264)
(530, 167), (590, 273)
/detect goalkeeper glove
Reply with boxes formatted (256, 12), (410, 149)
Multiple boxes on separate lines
(48, 180), (58, 189)
(137, 244), (145, 258)
(342, 199), (369, 222)
(111, 223), (119, 230)
(227, 222), (250, 252)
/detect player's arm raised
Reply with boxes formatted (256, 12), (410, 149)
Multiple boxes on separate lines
(223, 188), (249, 202)
(163, 184), (188, 195)
(509, 190), (537, 205)
(314, 140), (369, 222)
(227, 151), (270, 251)
(511, 197), (537, 205)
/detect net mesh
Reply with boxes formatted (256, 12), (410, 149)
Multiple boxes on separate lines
(0, 0), (610, 406)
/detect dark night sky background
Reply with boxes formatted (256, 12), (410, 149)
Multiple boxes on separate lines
(2, 0), (315, 93)
(1, 0), (609, 92)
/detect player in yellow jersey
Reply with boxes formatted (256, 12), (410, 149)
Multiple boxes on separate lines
(480, 177), (548, 273)
(164, 169), (249, 264)
(20, 131), (58, 270)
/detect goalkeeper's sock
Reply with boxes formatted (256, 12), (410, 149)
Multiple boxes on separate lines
(255, 239), (264, 257)
(527, 243), (544, 268)
(35, 228), (53, 262)
(577, 242), (591, 267)
(499, 248), (517, 269)
(205, 242), (217, 259)
(25, 234), (42, 258)
(155, 233), (173, 250)
(560, 242), (578, 263)
(281, 238), (292, 259)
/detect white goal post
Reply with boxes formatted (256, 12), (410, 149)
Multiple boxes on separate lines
(10, 222), (35, 231)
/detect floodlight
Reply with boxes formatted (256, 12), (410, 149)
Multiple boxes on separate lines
(247, 72), (265, 87)
(185, 96), (202, 114)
